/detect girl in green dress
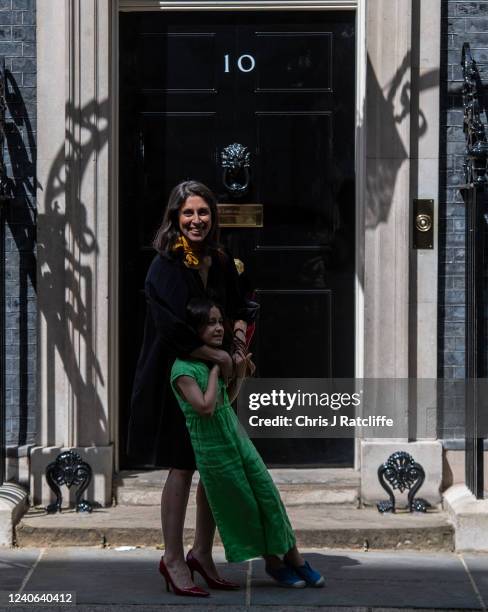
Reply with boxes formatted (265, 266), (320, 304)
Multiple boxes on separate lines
(170, 298), (325, 589)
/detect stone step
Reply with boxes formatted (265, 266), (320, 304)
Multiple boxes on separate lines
(16, 504), (454, 552)
(114, 468), (361, 507)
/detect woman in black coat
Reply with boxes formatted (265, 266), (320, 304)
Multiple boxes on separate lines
(128, 180), (255, 595)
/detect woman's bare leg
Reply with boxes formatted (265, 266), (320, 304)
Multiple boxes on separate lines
(190, 480), (220, 579)
(161, 468), (195, 588)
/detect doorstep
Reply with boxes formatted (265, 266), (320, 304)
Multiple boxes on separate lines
(15, 504), (454, 551)
(115, 468), (361, 506)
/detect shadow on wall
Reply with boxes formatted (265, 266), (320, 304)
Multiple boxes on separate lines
(4, 70), (37, 448)
(364, 51), (439, 232)
(364, 53), (408, 233)
(37, 99), (110, 447)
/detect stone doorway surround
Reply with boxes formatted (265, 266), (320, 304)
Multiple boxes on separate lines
(31, 0), (442, 507)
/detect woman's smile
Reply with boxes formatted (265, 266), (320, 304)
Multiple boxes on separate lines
(179, 195), (212, 244)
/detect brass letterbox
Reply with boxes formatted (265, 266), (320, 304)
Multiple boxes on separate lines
(217, 204), (263, 228)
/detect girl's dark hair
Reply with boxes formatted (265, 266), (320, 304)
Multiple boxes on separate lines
(152, 180), (220, 254)
(186, 297), (223, 332)
(186, 298), (231, 350)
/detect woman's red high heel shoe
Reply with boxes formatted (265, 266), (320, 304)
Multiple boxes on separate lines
(159, 557), (209, 597)
(186, 549), (240, 590)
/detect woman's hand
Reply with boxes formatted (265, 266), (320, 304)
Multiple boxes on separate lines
(232, 350), (246, 378)
(246, 354), (256, 376)
(233, 351), (253, 379)
(227, 352), (253, 403)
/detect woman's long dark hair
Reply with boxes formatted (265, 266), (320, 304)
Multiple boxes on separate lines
(152, 180), (220, 254)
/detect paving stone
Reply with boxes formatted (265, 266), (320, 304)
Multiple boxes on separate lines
(25, 548), (247, 607)
(1, 547), (487, 610)
(462, 553), (488, 607)
(250, 551), (482, 609)
(0, 548), (39, 591)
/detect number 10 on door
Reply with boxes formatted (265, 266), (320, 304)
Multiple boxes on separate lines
(224, 54), (256, 73)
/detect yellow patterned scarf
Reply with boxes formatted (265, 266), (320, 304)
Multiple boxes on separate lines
(172, 234), (203, 268)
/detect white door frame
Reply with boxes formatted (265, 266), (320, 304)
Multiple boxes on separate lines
(113, 0), (367, 471)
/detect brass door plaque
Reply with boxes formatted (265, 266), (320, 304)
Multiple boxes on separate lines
(217, 204), (263, 228)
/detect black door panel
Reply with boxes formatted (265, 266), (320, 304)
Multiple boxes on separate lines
(255, 290), (332, 378)
(255, 32), (332, 92)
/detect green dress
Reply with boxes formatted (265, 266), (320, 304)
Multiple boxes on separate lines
(170, 358), (296, 563)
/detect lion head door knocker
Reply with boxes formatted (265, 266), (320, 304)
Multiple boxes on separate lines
(220, 143), (251, 197)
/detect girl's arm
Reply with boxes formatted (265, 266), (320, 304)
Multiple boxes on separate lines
(227, 376), (245, 404)
(174, 364), (220, 417)
(190, 324), (249, 384)
(227, 353), (252, 403)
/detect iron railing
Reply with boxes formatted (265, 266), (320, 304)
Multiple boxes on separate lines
(461, 42), (487, 499)
(0, 55), (10, 487)
(0, 55), (7, 487)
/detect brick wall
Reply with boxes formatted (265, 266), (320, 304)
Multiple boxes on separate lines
(439, 0), (488, 438)
(2, 0), (36, 449)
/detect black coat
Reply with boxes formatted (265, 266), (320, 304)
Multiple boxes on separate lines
(127, 249), (253, 467)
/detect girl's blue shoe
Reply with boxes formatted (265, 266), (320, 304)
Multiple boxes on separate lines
(285, 560), (325, 587)
(265, 564), (306, 588)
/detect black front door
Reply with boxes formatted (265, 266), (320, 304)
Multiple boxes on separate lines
(119, 10), (356, 468)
